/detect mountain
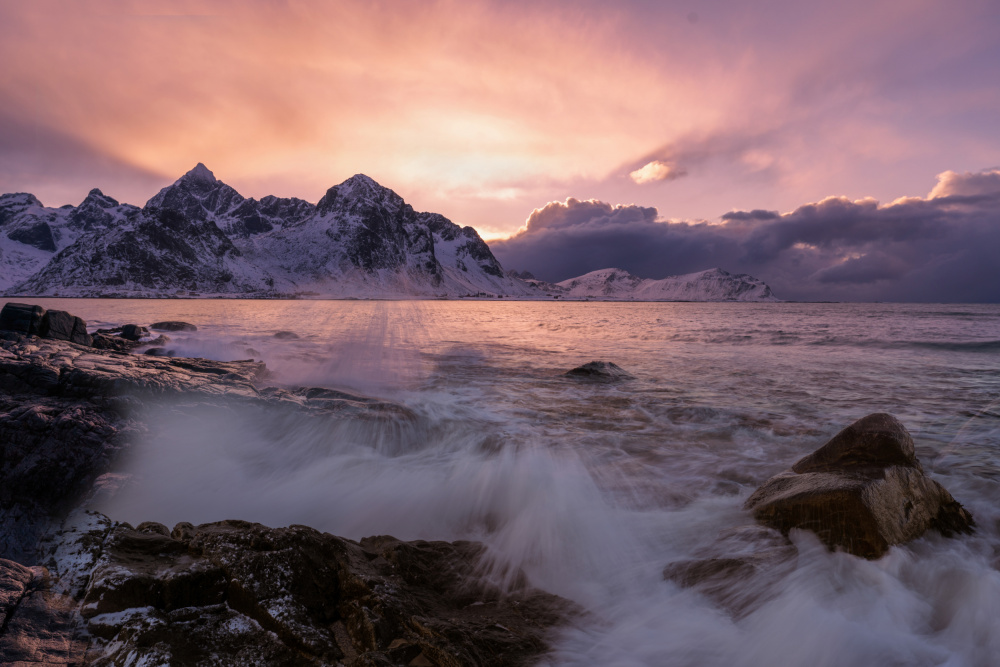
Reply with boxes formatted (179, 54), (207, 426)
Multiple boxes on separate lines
(0, 190), (138, 291)
(1, 166), (779, 301)
(3, 165), (532, 298)
(538, 267), (779, 301)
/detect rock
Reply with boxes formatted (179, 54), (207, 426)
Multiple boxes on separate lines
(150, 321), (197, 332)
(120, 324), (148, 341)
(565, 360), (634, 381)
(39, 309), (93, 346)
(273, 330), (299, 339)
(143, 347), (175, 356)
(0, 332), (577, 664)
(743, 413), (974, 559)
(0, 560), (87, 663)
(91, 333), (134, 352)
(72, 520), (573, 666)
(0, 303), (45, 335)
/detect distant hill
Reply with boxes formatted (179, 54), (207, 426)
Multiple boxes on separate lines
(520, 267), (779, 301)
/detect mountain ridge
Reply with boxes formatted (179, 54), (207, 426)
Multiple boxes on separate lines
(1, 167), (779, 301)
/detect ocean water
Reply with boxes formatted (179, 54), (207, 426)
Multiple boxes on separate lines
(34, 299), (1000, 666)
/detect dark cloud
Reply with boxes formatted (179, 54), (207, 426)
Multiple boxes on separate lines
(491, 170), (1000, 302)
(721, 209), (779, 221)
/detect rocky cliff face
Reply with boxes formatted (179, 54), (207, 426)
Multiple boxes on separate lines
(2, 165), (530, 298)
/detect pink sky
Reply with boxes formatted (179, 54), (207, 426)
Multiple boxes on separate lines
(2, 0), (998, 239)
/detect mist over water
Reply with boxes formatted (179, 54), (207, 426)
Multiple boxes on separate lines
(37, 298), (1000, 666)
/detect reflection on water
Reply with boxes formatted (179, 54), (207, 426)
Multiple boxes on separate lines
(34, 298), (1000, 666)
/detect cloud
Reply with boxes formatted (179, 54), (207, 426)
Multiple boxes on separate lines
(929, 169), (1000, 198)
(524, 198), (657, 232)
(629, 160), (686, 184)
(491, 168), (1000, 302)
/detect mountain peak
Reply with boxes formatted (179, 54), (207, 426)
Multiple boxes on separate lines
(182, 163), (218, 184)
(337, 173), (388, 197)
(80, 188), (120, 209)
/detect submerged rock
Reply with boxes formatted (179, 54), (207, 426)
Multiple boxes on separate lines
(744, 413), (974, 559)
(564, 360), (634, 381)
(150, 320), (198, 332)
(273, 330), (300, 339)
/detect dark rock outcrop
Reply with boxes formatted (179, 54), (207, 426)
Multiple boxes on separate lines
(273, 330), (299, 339)
(0, 303), (45, 335)
(743, 413), (974, 559)
(150, 320), (197, 332)
(39, 309), (93, 346)
(65, 520), (573, 666)
(565, 360), (634, 381)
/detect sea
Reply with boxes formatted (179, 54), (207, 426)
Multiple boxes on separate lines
(32, 299), (1000, 666)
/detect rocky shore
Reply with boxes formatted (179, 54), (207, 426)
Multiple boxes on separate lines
(0, 303), (575, 665)
(0, 304), (978, 665)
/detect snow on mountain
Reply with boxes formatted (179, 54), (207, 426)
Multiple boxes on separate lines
(554, 267), (780, 301)
(12, 207), (280, 297)
(2, 166), (779, 301)
(0, 190), (138, 291)
(3, 166), (532, 298)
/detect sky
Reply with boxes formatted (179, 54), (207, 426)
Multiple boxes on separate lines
(2, 0), (999, 300)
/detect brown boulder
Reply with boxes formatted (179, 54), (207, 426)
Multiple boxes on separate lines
(744, 413), (974, 558)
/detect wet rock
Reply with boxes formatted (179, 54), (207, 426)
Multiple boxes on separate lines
(273, 330), (300, 339)
(0, 303), (45, 335)
(0, 332), (577, 664)
(150, 320), (197, 332)
(91, 333), (134, 352)
(39, 309), (93, 346)
(75, 520), (573, 666)
(0, 560), (87, 664)
(143, 346), (175, 357)
(744, 413), (974, 559)
(565, 360), (634, 381)
(120, 323), (148, 341)
(662, 524), (798, 616)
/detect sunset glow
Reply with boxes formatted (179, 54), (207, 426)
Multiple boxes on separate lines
(4, 0), (997, 241)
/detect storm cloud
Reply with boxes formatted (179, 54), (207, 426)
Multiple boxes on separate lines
(491, 169), (1000, 302)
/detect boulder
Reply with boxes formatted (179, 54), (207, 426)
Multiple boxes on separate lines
(39, 310), (92, 346)
(150, 321), (197, 332)
(744, 413), (974, 559)
(120, 324), (148, 341)
(273, 330), (299, 339)
(565, 360), (634, 381)
(0, 303), (45, 335)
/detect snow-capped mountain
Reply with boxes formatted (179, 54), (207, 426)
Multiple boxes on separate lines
(0, 190), (138, 291)
(3, 165), (533, 298)
(2, 165), (779, 301)
(548, 267), (779, 301)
